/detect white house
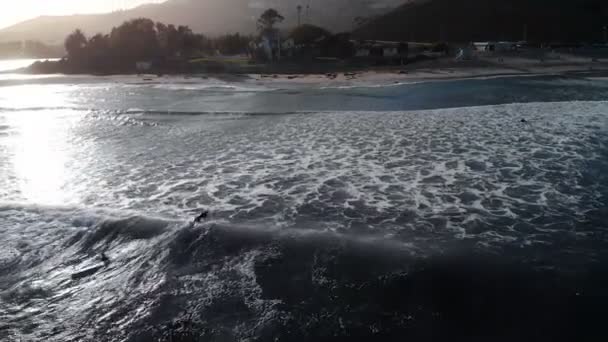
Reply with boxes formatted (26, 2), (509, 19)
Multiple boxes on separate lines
(383, 47), (399, 57)
(259, 29), (282, 61)
(135, 61), (152, 72)
(353, 40), (408, 59)
(355, 48), (370, 57)
(261, 36), (273, 61)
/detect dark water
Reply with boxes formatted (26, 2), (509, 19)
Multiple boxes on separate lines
(0, 73), (607, 341)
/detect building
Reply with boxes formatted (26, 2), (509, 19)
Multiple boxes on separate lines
(258, 29), (282, 62)
(353, 40), (409, 60)
(474, 41), (518, 52)
(135, 61), (152, 72)
(281, 38), (296, 57)
(455, 47), (474, 60)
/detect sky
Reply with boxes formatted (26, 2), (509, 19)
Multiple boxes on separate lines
(0, 0), (163, 29)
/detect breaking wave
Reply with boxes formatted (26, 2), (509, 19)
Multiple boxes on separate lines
(1, 202), (607, 341)
(1, 75), (608, 341)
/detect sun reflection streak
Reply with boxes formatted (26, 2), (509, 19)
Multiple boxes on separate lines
(2, 83), (83, 205)
(0, 84), (72, 110)
(8, 111), (73, 204)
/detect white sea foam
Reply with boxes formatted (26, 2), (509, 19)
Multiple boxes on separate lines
(2, 73), (608, 341)
(3, 101), (607, 245)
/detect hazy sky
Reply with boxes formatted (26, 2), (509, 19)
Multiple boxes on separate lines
(0, 0), (162, 29)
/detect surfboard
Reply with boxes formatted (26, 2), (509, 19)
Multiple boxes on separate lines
(71, 265), (105, 280)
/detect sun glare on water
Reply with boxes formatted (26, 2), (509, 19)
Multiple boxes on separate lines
(10, 112), (72, 205)
(3, 86), (81, 205)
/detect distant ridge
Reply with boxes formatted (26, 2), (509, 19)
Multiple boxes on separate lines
(0, 0), (403, 44)
(354, 0), (608, 43)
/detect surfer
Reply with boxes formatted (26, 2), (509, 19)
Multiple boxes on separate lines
(100, 252), (110, 266)
(194, 210), (209, 223)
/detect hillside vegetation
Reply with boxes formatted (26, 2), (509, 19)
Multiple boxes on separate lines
(354, 0), (608, 43)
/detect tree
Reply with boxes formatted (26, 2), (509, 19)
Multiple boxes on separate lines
(87, 34), (110, 55)
(289, 24), (331, 45)
(65, 29), (87, 60)
(164, 24), (180, 56)
(175, 25), (192, 55)
(213, 33), (252, 55)
(182, 33), (206, 57)
(156, 22), (204, 57)
(320, 33), (355, 59)
(109, 18), (159, 62)
(257, 9), (284, 33)
(155, 22), (170, 52)
(60, 18), (211, 72)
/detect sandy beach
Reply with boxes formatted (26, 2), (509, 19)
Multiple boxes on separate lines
(251, 52), (608, 87)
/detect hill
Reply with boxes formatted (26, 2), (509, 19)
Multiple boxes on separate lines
(0, 0), (403, 44)
(354, 0), (608, 43)
(0, 40), (63, 59)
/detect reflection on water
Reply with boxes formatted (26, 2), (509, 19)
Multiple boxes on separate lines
(0, 58), (59, 73)
(6, 109), (79, 205)
(0, 73), (63, 82)
(0, 84), (72, 110)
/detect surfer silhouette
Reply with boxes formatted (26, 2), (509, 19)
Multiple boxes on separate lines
(100, 252), (111, 266)
(194, 210), (209, 223)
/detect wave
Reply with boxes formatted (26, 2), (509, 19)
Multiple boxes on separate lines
(124, 109), (317, 116)
(2, 99), (608, 340)
(1, 203), (607, 341)
(149, 83), (278, 93)
(0, 246), (20, 271)
(7, 99), (607, 117)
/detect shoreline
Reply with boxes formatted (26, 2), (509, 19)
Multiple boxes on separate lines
(9, 56), (608, 88)
(247, 57), (608, 87)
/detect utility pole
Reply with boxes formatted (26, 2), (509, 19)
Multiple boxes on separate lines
(306, 4), (311, 24)
(297, 5), (302, 27)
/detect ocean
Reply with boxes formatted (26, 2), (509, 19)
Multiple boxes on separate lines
(1, 70), (607, 341)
